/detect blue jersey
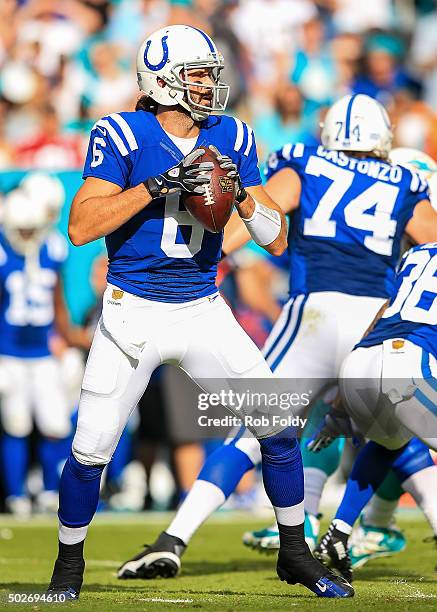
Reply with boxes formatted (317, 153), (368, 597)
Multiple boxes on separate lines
(358, 243), (437, 359)
(265, 144), (429, 298)
(83, 111), (261, 302)
(0, 232), (67, 358)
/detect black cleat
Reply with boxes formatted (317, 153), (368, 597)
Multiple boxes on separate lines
(117, 531), (186, 580)
(277, 548), (354, 598)
(47, 542), (85, 602)
(314, 524), (353, 583)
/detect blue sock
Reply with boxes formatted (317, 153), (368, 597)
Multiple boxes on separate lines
(58, 453), (105, 528)
(392, 437), (434, 483)
(259, 427), (304, 512)
(0, 434), (28, 497)
(106, 428), (132, 487)
(39, 437), (71, 492)
(198, 440), (254, 498)
(335, 441), (405, 526)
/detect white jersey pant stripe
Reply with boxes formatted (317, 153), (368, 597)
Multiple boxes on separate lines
(262, 297), (295, 361)
(263, 295), (308, 370)
(415, 349), (437, 416)
(268, 296), (308, 372)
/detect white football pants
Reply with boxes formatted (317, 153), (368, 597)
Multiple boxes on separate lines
(0, 355), (71, 438)
(224, 291), (386, 460)
(72, 285), (275, 465)
(340, 340), (437, 451)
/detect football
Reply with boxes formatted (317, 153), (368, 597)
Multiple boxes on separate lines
(182, 148), (237, 233)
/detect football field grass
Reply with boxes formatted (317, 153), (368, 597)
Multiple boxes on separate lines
(0, 512), (436, 610)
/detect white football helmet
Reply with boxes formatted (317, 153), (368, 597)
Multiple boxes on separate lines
(136, 25), (230, 122)
(390, 147), (437, 210)
(321, 94), (393, 159)
(3, 189), (48, 255)
(20, 172), (65, 224)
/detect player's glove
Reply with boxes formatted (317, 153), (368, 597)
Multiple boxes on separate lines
(306, 406), (364, 453)
(208, 145), (247, 204)
(145, 148), (214, 199)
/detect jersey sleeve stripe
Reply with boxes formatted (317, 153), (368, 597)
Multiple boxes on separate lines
(293, 143), (305, 158)
(244, 126), (253, 156)
(233, 118), (245, 152)
(281, 144), (292, 160)
(94, 119), (129, 156)
(109, 114), (138, 151)
(419, 177), (428, 192)
(410, 171), (420, 193)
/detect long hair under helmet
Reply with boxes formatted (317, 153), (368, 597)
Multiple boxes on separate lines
(136, 24), (230, 122)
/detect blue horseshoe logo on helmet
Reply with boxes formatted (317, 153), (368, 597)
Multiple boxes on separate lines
(144, 35), (169, 71)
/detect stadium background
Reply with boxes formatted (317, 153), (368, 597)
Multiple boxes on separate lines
(0, 0), (436, 515)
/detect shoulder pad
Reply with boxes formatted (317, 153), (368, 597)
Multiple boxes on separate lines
(92, 113), (140, 158)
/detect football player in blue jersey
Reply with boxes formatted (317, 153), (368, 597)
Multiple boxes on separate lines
(46, 25), (353, 600)
(124, 93), (437, 578)
(312, 242), (437, 581)
(340, 148), (437, 571)
(0, 188), (87, 518)
(246, 145), (437, 559)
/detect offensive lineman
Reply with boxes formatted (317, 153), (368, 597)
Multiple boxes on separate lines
(313, 242), (437, 581)
(47, 25), (352, 600)
(117, 94), (437, 579)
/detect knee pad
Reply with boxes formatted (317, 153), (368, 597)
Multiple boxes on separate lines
(72, 392), (122, 465)
(392, 437), (435, 484)
(72, 445), (111, 467)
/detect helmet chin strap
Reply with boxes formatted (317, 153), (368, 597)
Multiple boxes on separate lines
(178, 97), (210, 123)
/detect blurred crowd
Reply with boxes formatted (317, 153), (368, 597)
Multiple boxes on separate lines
(0, 0), (437, 516)
(0, 0), (436, 169)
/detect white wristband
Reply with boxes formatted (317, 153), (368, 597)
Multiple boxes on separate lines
(242, 200), (281, 246)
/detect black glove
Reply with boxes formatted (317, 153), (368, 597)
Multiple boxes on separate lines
(145, 148), (213, 199)
(208, 145), (247, 204)
(306, 406), (365, 453)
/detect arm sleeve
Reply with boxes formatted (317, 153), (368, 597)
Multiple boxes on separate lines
(82, 117), (131, 189)
(264, 143), (307, 181)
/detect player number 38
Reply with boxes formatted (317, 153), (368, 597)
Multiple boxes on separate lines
(384, 249), (437, 324)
